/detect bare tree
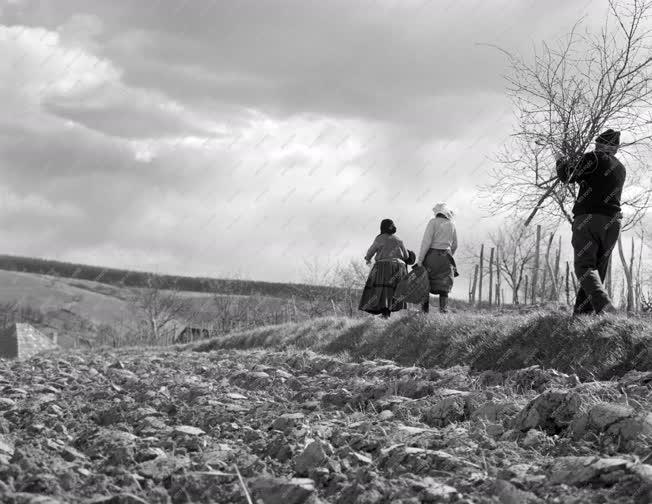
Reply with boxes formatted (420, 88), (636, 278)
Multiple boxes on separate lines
(334, 259), (367, 317)
(130, 276), (187, 344)
(489, 220), (540, 304)
(96, 323), (122, 347)
(484, 0), (652, 230)
(213, 293), (236, 333)
(292, 258), (341, 318)
(0, 301), (18, 328)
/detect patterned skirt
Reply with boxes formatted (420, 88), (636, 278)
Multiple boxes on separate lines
(358, 259), (408, 314)
(423, 249), (455, 294)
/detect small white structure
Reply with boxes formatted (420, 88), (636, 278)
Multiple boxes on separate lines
(0, 323), (58, 359)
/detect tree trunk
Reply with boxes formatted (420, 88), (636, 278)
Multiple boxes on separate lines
(629, 237), (636, 312)
(532, 225), (541, 305)
(616, 235), (634, 312)
(524, 275), (529, 305)
(468, 272), (473, 303)
(470, 264), (479, 304)
(511, 244), (518, 304)
(150, 316), (159, 344)
(636, 230), (645, 312)
(553, 236), (561, 301)
(565, 261), (570, 306)
(620, 278), (626, 309)
(478, 244), (484, 308)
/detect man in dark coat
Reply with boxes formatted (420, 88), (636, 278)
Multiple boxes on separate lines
(556, 129), (626, 315)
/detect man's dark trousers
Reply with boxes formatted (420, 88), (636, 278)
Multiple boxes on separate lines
(571, 213), (621, 314)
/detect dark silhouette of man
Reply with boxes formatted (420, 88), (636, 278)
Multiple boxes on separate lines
(556, 129), (626, 315)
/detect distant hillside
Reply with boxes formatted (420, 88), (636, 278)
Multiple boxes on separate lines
(0, 269), (299, 349)
(0, 254), (340, 299)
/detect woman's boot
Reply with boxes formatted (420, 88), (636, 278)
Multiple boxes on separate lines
(381, 308), (391, 319)
(439, 295), (448, 313)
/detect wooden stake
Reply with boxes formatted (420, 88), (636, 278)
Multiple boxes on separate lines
(541, 232), (554, 303)
(478, 244), (484, 308)
(488, 247), (495, 308)
(470, 264), (479, 305)
(532, 225), (541, 305)
(495, 245), (501, 306)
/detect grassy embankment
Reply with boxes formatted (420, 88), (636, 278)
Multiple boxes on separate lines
(191, 311), (652, 380)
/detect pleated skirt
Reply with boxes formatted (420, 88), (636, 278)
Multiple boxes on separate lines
(358, 259), (407, 314)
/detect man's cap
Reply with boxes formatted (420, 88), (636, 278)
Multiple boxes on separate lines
(595, 129), (620, 146)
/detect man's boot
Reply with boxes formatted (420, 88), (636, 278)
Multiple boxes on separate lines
(421, 300), (430, 313)
(439, 295), (448, 313)
(597, 302), (618, 316)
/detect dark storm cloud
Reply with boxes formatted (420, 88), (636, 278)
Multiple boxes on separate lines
(8, 0), (587, 129)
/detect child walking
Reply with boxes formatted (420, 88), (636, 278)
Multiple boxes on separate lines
(359, 219), (410, 318)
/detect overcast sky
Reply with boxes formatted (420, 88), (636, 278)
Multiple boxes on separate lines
(1, 0), (613, 287)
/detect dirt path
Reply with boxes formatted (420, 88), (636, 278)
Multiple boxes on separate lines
(0, 347), (650, 503)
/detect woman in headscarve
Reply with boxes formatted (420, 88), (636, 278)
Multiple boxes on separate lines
(417, 203), (458, 313)
(359, 218), (410, 318)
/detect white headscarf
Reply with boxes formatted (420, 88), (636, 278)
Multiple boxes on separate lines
(432, 202), (454, 220)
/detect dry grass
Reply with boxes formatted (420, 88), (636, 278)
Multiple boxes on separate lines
(191, 311), (652, 379)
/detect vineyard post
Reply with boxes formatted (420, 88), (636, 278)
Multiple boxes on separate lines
(495, 245), (501, 306)
(488, 247), (495, 308)
(478, 244), (484, 308)
(532, 225), (541, 305)
(470, 264), (479, 305)
(541, 233), (554, 303)
(554, 236), (561, 301)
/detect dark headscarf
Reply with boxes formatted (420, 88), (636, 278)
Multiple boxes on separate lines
(380, 218), (397, 235)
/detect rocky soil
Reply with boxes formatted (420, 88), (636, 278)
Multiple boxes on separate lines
(0, 346), (650, 503)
